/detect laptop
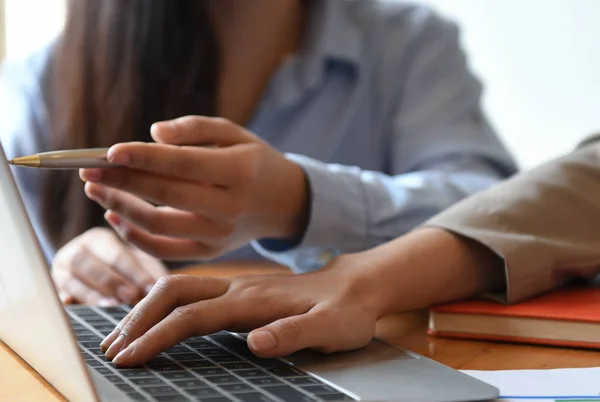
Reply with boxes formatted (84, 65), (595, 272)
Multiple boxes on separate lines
(0, 142), (499, 402)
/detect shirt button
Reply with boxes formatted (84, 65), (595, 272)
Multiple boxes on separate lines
(318, 249), (336, 265)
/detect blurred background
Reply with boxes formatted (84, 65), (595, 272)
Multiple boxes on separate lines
(1, 0), (599, 169)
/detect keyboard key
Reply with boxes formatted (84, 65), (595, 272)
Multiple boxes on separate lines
(219, 383), (254, 393)
(93, 367), (113, 376)
(158, 371), (195, 381)
(73, 328), (94, 336)
(147, 357), (174, 366)
(87, 318), (112, 326)
(267, 367), (305, 377)
(233, 369), (269, 379)
(186, 341), (216, 349)
(205, 374), (241, 385)
(235, 393), (277, 402)
(181, 360), (216, 369)
(88, 348), (104, 356)
(130, 377), (166, 386)
(124, 393), (148, 401)
(118, 369), (157, 378)
(265, 385), (315, 401)
(185, 336), (214, 344)
(167, 345), (192, 354)
(114, 383), (136, 393)
(302, 385), (339, 395)
(104, 375), (125, 384)
(319, 394), (355, 401)
(245, 358), (287, 369)
(200, 348), (230, 357)
(220, 362), (255, 370)
(141, 385), (178, 396)
(210, 354), (244, 363)
(80, 341), (101, 348)
(287, 377), (321, 386)
(95, 325), (117, 335)
(99, 306), (126, 314)
(150, 365), (185, 373)
(170, 353), (205, 362)
(185, 388), (223, 398)
(72, 309), (100, 318)
(247, 377), (283, 387)
(195, 398), (235, 402)
(77, 334), (103, 342)
(85, 360), (103, 367)
(153, 396), (191, 402)
(206, 332), (238, 344)
(171, 379), (209, 389)
(192, 367), (227, 376)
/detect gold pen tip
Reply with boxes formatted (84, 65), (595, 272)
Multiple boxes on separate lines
(7, 155), (40, 167)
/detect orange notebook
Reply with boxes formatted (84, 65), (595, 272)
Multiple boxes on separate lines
(428, 286), (600, 349)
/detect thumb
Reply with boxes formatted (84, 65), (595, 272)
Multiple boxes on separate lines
(247, 311), (331, 358)
(150, 116), (252, 147)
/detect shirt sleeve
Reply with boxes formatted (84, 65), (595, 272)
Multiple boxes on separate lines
(0, 53), (54, 262)
(252, 12), (517, 273)
(424, 139), (600, 304)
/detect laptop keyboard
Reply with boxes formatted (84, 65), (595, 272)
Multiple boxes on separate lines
(68, 306), (355, 402)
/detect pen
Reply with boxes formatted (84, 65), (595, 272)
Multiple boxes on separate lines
(8, 148), (114, 169)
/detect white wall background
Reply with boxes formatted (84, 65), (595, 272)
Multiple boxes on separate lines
(3, 0), (600, 168)
(5, 0), (65, 59)
(420, 0), (600, 168)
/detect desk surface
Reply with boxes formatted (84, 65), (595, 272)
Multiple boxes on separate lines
(3, 263), (600, 401)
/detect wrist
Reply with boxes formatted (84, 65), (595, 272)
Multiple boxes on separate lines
(268, 159), (311, 241)
(357, 228), (505, 317)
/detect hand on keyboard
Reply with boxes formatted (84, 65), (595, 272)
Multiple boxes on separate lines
(100, 255), (381, 367)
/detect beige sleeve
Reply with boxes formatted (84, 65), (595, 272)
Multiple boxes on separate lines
(424, 139), (600, 304)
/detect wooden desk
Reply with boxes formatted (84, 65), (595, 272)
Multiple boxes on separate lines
(3, 263), (600, 401)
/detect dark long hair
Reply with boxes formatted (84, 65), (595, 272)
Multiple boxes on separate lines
(42, 0), (220, 249)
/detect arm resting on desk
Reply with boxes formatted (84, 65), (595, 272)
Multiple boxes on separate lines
(424, 140), (600, 304)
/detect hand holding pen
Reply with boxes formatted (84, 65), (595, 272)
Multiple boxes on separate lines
(11, 116), (311, 262)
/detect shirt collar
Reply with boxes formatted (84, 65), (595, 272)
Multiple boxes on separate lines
(302, 0), (362, 65)
(258, 0), (362, 110)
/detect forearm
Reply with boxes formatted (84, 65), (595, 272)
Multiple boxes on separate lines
(355, 228), (505, 317)
(254, 153), (508, 272)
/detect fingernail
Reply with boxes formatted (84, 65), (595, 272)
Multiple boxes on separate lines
(112, 345), (134, 366)
(101, 328), (121, 352)
(151, 121), (178, 143)
(105, 210), (119, 226)
(108, 151), (130, 166)
(59, 292), (72, 304)
(80, 168), (102, 182)
(98, 297), (119, 307)
(150, 123), (161, 137)
(117, 286), (137, 305)
(86, 183), (105, 203)
(248, 330), (277, 352)
(106, 212), (129, 239)
(105, 334), (126, 360)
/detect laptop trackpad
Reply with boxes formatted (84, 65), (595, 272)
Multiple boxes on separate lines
(284, 339), (418, 399)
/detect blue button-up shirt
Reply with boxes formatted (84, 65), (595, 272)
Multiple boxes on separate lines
(0, 0), (517, 273)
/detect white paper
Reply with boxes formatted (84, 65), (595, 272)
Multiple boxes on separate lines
(462, 367), (600, 401)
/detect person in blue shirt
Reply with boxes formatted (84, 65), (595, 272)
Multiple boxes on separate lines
(1, 0), (516, 307)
